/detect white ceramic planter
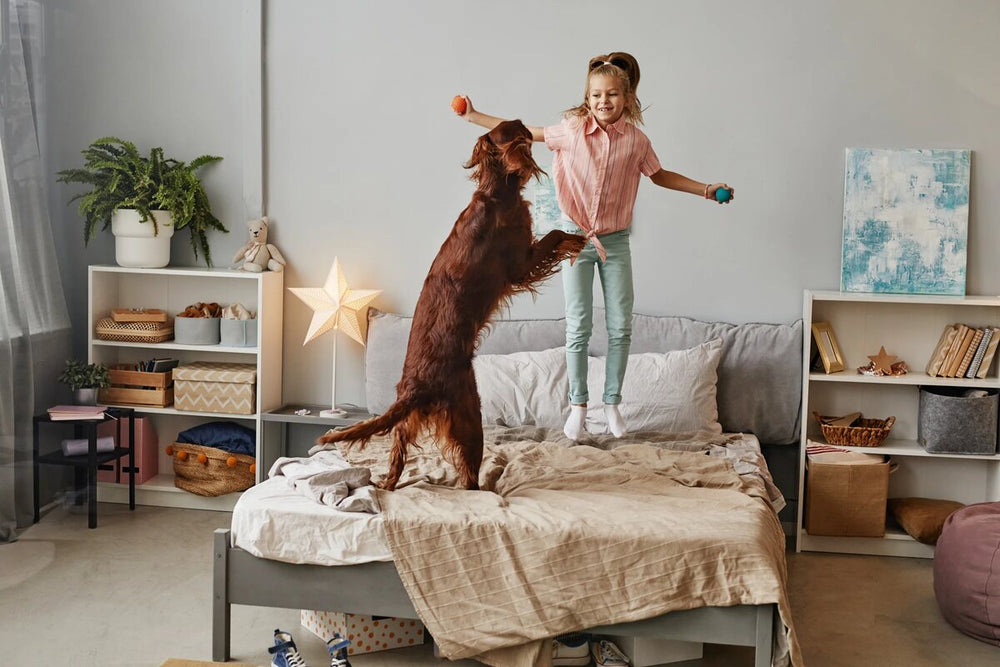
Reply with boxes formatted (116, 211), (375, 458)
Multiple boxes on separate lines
(111, 209), (174, 268)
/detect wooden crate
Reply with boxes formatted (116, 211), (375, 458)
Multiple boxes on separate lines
(99, 366), (174, 407)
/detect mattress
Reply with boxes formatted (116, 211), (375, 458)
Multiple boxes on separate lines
(230, 430), (770, 567)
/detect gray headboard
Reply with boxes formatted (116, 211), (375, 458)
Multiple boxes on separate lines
(364, 308), (802, 445)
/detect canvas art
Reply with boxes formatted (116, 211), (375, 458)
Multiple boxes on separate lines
(528, 163), (562, 234)
(841, 148), (970, 295)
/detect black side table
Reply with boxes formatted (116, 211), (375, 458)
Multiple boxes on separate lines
(33, 406), (136, 529)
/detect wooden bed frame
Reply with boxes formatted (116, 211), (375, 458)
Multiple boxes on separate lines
(212, 528), (778, 666)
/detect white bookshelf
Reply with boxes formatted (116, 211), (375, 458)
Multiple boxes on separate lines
(88, 265), (283, 511)
(797, 289), (1000, 558)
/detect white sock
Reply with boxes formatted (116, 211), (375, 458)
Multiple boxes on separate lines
(605, 403), (627, 438)
(563, 405), (587, 441)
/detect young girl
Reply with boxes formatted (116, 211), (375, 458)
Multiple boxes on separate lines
(457, 51), (733, 440)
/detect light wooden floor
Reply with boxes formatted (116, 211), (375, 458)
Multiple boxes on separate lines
(2, 501), (998, 666)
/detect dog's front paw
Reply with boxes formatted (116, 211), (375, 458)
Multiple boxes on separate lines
(560, 233), (587, 261)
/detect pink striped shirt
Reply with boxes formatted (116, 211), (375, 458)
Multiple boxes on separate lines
(544, 115), (662, 236)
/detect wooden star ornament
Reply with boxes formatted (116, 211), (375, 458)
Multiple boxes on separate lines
(288, 257), (382, 346)
(868, 346), (898, 375)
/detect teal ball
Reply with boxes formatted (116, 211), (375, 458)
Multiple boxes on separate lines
(715, 187), (732, 203)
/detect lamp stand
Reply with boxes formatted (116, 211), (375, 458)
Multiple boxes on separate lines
(320, 330), (346, 418)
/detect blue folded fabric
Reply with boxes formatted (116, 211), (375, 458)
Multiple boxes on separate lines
(176, 421), (256, 456)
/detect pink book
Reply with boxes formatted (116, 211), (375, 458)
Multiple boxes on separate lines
(47, 405), (106, 420)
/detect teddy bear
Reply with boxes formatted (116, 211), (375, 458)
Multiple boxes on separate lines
(232, 216), (286, 272)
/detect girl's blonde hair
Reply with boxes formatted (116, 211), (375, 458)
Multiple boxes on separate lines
(564, 53), (644, 125)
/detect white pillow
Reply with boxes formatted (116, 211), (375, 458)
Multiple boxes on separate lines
(473, 347), (568, 428)
(585, 339), (723, 434)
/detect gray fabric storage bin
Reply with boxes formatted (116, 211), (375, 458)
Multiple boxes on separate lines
(918, 387), (999, 454)
(220, 318), (257, 347)
(174, 316), (221, 345)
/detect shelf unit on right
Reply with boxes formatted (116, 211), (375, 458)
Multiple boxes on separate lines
(797, 289), (1000, 559)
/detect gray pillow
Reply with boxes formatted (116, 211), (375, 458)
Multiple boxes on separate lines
(364, 308), (802, 444)
(364, 309), (566, 414)
(590, 310), (802, 444)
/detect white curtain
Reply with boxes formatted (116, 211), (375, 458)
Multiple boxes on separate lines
(0, 0), (71, 542)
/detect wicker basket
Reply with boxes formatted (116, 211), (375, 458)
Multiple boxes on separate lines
(167, 442), (255, 496)
(813, 411), (896, 447)
(95, 317), (173, 343)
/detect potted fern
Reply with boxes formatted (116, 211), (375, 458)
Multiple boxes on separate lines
(57, 137), (226, 267)
(58, 360), (111, 405)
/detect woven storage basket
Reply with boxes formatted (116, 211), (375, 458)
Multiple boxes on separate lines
(95, 317), (173, 343)
(813, 411), (896, 447)
(168, 442), (255, 496)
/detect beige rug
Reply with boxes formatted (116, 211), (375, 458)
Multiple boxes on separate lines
(160, 660), (261, 667)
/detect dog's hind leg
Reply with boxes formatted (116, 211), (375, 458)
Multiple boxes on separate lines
(379, 417), (418, 491)
(442, 392), (484, 491)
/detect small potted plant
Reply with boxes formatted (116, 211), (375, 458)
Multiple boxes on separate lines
(58, 360), (111, 405)
(56, 137), (226, 267)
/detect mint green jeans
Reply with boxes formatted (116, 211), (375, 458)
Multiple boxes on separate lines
(560, 223), (633, 405)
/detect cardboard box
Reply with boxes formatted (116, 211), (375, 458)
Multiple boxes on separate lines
(96, 417), (158, 484)
(300, 611), (424, 655)
(805, 458), (890, 537)
(603, 635), (703, 666)
(173, 362), (257, 414)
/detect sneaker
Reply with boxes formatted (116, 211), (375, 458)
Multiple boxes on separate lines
(326, 632), (352, 667)
(269, 628), (309, 667)
(591, 638), (630, 666)
(553, 632), (592, 666)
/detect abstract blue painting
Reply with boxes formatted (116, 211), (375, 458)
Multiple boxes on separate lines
(527, 162), (562, 235)
(841, 148), (970, 295)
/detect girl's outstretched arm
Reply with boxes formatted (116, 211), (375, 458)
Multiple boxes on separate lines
(650, 169), (733, 203)
(456, 95), (545, 142)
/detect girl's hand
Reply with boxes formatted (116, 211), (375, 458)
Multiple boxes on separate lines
(705, 183), (734, 204)
(453, 94), (475, 121)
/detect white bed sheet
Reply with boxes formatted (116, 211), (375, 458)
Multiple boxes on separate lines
(231, 432), (766, 567)
(230, 471), (393, 566)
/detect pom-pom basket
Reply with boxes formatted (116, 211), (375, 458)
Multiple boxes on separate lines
(169, 441), (255, 496)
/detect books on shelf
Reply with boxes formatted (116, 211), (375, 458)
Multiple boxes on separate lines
(925, 324), (958, 376)
(47, 405), (106, 421)
(926, 324), (1000, 378)
(957, 328), (985, 377)
(975, 329), (1000, 379)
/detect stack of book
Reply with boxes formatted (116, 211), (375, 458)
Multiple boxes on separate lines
(925, 324), (1000, 379)
(47, 405), (106, 421)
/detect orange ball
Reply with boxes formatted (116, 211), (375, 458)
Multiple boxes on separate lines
(226, 456), (237, 467)
(451, 95), (467, 115)
(177, 450), (188, 461)
(197, 453), (208, 464)
(165, 445), (174, 456)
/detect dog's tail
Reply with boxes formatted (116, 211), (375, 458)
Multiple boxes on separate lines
(313, 400), (412, 449)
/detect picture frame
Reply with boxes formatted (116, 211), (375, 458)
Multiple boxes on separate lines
(811, 322), (845, 374)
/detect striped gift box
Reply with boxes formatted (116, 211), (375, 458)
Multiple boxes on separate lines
(173, 361), (257, 414)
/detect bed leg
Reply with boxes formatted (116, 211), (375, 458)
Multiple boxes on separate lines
(754, 604), (775, 667)
(213, 529), (232, 662)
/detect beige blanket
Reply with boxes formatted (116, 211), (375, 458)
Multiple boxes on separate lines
(330, 429), (801, 666)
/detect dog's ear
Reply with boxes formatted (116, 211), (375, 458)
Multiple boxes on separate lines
(464, 133), (500, 189)
(497, 137), (544, 185)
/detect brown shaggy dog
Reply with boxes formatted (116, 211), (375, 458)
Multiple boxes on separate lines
(315, 120), (585, 490)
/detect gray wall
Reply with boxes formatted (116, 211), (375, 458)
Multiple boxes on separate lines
(45, 0), (1000, 409)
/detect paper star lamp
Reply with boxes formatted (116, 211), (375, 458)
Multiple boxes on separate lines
(289, 257), (381, 416)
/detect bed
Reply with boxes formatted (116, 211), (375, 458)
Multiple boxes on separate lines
(213, 309), (804, 666)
